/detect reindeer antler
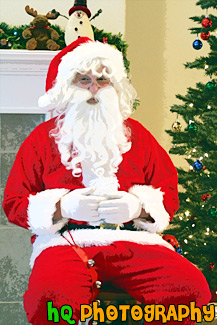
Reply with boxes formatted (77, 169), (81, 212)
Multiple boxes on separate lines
(46, 9), (60, 20)
(25, 5), (38, 17)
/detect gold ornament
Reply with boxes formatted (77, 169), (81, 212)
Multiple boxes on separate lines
(172, 121), (182, 132)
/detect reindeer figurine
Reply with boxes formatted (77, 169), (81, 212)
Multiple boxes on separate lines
(22, 5), (60, 50)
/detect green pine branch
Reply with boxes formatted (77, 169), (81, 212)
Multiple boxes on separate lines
(196, 0), (217, 9)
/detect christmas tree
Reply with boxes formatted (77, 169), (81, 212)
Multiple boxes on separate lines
(166, 0), (217, 301)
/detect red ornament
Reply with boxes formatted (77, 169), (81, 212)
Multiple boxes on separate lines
(203, 166), (206, 170)
(210, 289), (217, 302)
(189, 214), (196, 221)
(162, 234), (179, 250)
(209, 262), (215, 271)
(201, 32), (210, 40)
(202, 17), (212, 28)
(201, 193), (211, 201)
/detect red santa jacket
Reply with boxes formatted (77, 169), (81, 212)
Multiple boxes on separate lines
(3, 117), (179, 267)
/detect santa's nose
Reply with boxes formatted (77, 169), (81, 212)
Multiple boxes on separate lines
(88, 81), (99, 94)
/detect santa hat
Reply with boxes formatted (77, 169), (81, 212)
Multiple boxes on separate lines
(69, 0), (91, 18)
(45, 37), (127, 92)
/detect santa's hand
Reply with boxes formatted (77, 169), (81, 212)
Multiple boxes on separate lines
(60, 187), (105, 222)
(98, 191), (142, 225)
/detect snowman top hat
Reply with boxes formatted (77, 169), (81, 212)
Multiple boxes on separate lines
(69, 0), (91, 18)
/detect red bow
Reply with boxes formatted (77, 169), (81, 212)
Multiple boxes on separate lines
(28, 26), (49, 30)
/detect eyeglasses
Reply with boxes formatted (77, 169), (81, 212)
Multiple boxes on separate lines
(73, 74), (110, 89)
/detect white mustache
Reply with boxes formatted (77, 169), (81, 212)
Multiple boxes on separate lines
(72, 85), (114, 104)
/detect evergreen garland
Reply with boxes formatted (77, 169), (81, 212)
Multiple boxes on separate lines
(0, 22), (130, 71)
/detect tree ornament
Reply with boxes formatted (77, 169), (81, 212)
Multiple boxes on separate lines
(0, 38), (7, 46)
(193, 38), (203, 50)
(201, 17), (212, 28)
(208, 207), (217, 217)
(201, 193), (211, 201)
(206, 80), (216, 90)
(210, 290), (217, 303)
(208, 262), (215, 271)
(189, 214), (196, 221)
(172, 120), (182, 132)
(187, 120), (197, 132)
(162, 234), (179, 250)
(201, 32), (210, 40)
(193, 159), (203, 171)
(176, 247), (183, 255)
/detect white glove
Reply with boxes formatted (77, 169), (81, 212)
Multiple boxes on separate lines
(60, 187), (106, 223)
(98, 191), (142, 225)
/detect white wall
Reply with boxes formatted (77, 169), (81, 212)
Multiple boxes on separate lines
(0, 0), (126, 36)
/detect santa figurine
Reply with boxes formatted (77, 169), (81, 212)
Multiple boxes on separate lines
(65, 0), (94, 45)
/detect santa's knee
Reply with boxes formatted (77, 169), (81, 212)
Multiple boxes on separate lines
(187, 268), (210, 305)
(23, 282), (64, 315)
(173, 259), (211, 306)
(23, 284), (80, 325)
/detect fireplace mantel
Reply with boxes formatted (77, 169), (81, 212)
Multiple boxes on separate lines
(0, 49), (59, 76)
(0, 50), (58, 116)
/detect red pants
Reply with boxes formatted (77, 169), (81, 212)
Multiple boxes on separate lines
(24, 242), (211, 324)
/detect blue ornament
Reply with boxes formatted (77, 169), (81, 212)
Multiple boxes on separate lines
(176, 247), (183, 255)
(193, 159), (203, 171)
(13, 31), (18, 36)
(193, 39), (203, 50)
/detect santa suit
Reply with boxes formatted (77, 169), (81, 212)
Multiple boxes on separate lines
(3, 116), (211, 325)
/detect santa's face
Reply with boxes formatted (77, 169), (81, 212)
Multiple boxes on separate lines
(72, 68), (111, 104)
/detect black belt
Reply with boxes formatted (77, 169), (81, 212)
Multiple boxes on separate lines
(59, 221), (137, 235)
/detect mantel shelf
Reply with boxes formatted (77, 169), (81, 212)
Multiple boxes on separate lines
(0, 49), (59, 75)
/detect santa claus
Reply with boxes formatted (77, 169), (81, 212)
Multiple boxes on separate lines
(3, 37), (210, 324)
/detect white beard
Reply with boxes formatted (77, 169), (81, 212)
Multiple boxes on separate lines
(52, 85), (131, 195)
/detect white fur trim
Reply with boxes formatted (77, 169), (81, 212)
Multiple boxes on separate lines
(129, 185), (170, 233)
(57, 41), (127, 83)
(27, 189), (70, 235)
(30, 228), (173, 268)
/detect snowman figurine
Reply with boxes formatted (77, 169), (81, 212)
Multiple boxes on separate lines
(65, 0), (94, 45)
